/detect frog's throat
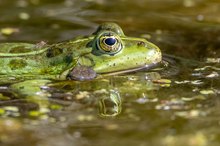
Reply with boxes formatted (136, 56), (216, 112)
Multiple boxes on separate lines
(100, 62), (159, 76)
(57, 62), (159, 80)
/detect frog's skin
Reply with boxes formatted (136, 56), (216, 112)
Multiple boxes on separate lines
(0, 22), (161, 81)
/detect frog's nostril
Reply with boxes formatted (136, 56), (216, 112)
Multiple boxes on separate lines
(137, 41), (145, 47)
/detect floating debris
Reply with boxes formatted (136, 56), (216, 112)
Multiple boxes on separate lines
(196, 14), (204, 21)
(136, 93), (158, 104)
(175, 109), (207, 118)
(0, 109), (5, 115)
(75, 91), (90, 100)
(39, 107), (50, 113)
(181, 95), (206, 101)
(93, 89), (108, 94)
(191, 80), (203, 85)
(29, 111), (42, 117)
(200, 89), (215, 95)
(77, 114), (94, 121)
(156, 99), (186, 110)
(19, 12), (30, 20)
(175, 80), (190, 84)
(175, 80), (203, 85)
(104, 124), (119, 130)
(153, 79), (171, 84)
(205, 71), (219, 78)
(194, 66), (220, 71)
(50, 104), (63, 110)
(0, 93), (10, 100)
(206, 58), (220, 63)
(3, 106), (19, 112)
(0, 106), (20, 117)
(0, 27), (19, 35)
(136, 97), (148, 104)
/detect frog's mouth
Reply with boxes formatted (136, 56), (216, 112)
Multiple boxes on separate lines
(100, 62), (159, 76)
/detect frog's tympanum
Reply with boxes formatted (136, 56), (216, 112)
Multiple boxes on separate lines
(0, 22), (161, 81)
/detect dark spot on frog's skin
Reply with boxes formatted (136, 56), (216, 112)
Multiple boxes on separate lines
(109, 53), (115, 56)
(137, 41), (145, 47)
(46, 47), (63, 58)
(91, 44), (102, 56)
(86, 41), (93, 48)
(9, 59), (27, 70)
(67, 66), (97, 81)
(9, 46), (30, 53)
(65, 54), (73, 64)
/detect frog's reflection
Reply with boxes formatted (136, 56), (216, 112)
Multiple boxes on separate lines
(98, 90), (121, 117)
(8, 79), (122, 117)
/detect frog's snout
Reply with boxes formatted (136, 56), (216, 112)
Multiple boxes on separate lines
(136, 40), (162, 64)
(146, 47), (162, 64)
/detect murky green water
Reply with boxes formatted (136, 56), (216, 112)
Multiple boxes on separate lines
(1, 0), (220, 146)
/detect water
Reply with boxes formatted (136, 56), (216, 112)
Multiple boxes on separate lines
(0, 0), (220, 146)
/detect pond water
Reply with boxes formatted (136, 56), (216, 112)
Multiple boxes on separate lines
(1, 0), (220, 146)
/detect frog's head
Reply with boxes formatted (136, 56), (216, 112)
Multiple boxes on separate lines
(78, 22), (162, 75)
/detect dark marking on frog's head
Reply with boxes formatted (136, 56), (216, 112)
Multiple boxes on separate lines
(86, 41), (93, 48)
(46, 47), (63, 58)
(9, 46), (31, 53)
(65, 54), (73, 64)
(137, 41), (145, 47)
(9, 59), (27, 70)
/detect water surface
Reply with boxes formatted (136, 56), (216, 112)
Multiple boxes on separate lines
(0, 0), (220, 146)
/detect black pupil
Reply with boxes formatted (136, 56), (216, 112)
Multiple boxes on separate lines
(104, 37), (116, 46)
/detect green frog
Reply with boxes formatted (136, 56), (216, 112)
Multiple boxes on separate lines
(0, 22), (161, 81)
(0, 22), (162, 117)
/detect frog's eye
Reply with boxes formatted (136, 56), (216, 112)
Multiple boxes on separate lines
(97, 33), (122, 55)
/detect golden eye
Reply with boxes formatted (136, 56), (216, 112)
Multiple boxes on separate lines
(97, 32), (122, 55)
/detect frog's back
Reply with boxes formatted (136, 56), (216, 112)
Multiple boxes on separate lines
(0, 41), (88, 78)
(0, 42), (52, 76)
(0, 43), (48, 57)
